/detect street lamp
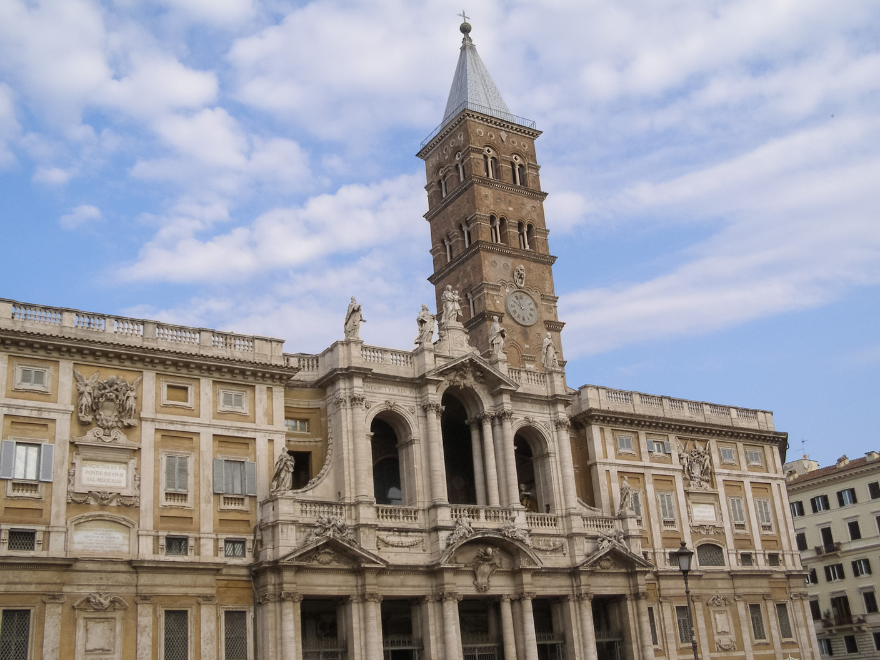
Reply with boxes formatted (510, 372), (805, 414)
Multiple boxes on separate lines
(672, 541), (699, 660)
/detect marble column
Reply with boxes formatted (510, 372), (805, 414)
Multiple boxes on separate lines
(519, 593), (539, 660)
(41, 594), (65, 660)
(467, 419), (487, 505)
(364, 594), (384, 660)
(498, 410), (521, 507)
(480, 412), (501, 506)
(634, 595), (655, 660)
(135, 596), (154, 660)
(553, 417), (580, 511)
(499, 595), (518, 660)
(200, 596), (218, 660)
(578, 594), (598, 660)
(440, 592), (463, 660)
(349, 394), (372, 501)
(281, 592), (303, 660)
(423, 403), (448, 503)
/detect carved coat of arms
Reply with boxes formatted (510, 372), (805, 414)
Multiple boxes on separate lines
(74, 371), (142, 429)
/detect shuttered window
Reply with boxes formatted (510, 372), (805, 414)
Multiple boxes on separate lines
(755, 499), (773, 531)
(165, 455), (189, 493)
(658, 492), (676, 522)
(213, 460), (257, 496)
(0, 441), (54, 482)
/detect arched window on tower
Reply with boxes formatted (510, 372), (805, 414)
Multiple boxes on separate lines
(490, 216), (500, 243)
(498, 217), (508, 245)
(517, 164), (527, 186)
(490, 157), (498, 179)
(440, 177), (447, 198)
(518, 222), (528, 250)
(443, 238), (452, 263)
(466, 292), (475, 318)
(456, 161), (465, 184)
(460, 223), (471, 248)
(526, 224), (535, 251)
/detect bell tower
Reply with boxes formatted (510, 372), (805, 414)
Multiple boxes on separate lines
(417, 20), (564, 371)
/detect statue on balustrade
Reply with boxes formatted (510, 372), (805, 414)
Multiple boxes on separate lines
(541, 333), (559, 370)
(414, 304), (436, 345)
(489, 316), (506, 356)
(440, 285), (463, 326)
(270, 450), (296, 494)
(344, 297), (366, 340)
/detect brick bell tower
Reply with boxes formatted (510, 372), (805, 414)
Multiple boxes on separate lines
(417, 19), (564, 371)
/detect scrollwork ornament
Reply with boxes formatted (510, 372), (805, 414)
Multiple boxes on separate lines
(554, 417), (571, 430)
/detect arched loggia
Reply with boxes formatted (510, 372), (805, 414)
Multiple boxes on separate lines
(514, 427), (555, 513)
(371, 419), (402, 505)
(440, 391), (477, 505)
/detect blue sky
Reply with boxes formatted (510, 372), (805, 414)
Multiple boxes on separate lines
(1, 0), (878, 468)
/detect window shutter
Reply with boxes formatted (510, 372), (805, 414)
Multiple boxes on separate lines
(222, 391), (233, 407)
(837, 491), (845, 507)
(166, 455), (177, 491)
(213, 459), (225, 494)
(0, 440), (15, 480)
(39, 443), (54, 482)
(632, 492), (642, 519)
(177, 456), (188, 493)
(33, 369), (46, 386)
(850, 490), (858, 504)
(824, 566), (832, 581)
(245, 461), (257, 496)
(663, 441), (671, 454)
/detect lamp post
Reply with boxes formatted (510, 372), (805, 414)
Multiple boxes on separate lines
(673, 541), (699, 660)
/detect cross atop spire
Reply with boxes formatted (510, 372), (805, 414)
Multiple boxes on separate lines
(458, 10), (469, 23)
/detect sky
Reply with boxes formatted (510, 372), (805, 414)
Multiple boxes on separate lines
(1, 0), (878, 468)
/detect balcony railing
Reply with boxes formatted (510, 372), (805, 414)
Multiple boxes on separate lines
(815, 542), (842, 555)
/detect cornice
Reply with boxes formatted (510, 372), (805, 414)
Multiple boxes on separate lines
(1, 332), (297, 385)
(574, 409), (788, 446)
(787, 462), (880, 493)
(428, 242), (557, 285)
(417, 111), (542, 159)
(423, 176), (548, 224)
(0, 557), (76, 570)
(130, 560), (226, 575)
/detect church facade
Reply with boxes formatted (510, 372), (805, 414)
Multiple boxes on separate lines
(0, 22), (818, 660)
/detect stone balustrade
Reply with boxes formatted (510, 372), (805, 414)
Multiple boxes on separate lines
(574, 384), (775, 431)
(0, 298), (286, 365)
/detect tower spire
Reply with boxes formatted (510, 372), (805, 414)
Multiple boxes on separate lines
(441, 18), (512, 129)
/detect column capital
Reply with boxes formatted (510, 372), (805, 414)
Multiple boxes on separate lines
(466, 417), (481, 428)
(281, 591), (304, 602)
(349, 595), (363, 604)
(478, 411), (495, 422)
(554, 417), (571, 430)
(134, 595), (153, 604)
(633, 592), (648, 601)
(334, 395), (348, 409)
(350, 394), (366, 408)
(257, 593), (278, 604)
(423, 402), (444, 416)
(500, 594), (515, 602)
(437, 591), (462, 602)
(42, 594), (66, 604)
(518, 591), (537, 601)
(364, 593), (383, 603)
(497, 409), (514, 421)
(576, 592), (594, 602)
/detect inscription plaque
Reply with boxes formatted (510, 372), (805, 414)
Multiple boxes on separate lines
(81, 461), (128, 488)
(71, 520), (129, 554)
(692, 504), (717, 522)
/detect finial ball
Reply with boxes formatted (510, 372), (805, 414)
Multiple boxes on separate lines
(460, 21), (472, 34)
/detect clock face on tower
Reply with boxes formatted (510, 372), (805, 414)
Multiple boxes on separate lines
(506, 290), (539, 326)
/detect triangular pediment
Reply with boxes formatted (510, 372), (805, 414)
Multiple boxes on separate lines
(428, 354), (519, 392)
(577, 541), (653, 572)
(439, 530), (542, 569)
(278, 535), (387, 568)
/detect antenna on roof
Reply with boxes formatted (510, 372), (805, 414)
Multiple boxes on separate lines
(800, 439), (807, 459)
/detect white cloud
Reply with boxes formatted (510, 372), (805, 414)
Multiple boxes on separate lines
(60, 204), (102, 229)
(157, 0), (255, 27)
(33, 166), (74, 185)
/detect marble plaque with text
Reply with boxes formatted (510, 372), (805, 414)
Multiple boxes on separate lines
(80, 461), (128, 489)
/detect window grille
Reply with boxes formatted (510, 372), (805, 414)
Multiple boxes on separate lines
(675, 606), (692, 644)
(776, 604), (793, 639)
(767, 553), (780, 567)
(740, 553), (753, 567)
(165, 537), (188, 556)
(0, 609), (30, 660)
(224, 611), (248, 660)
(749, 604), (766, 640)
(164, 610), (189, 660)
(225, 539), (246, 558)
(647, 607), (658, 646)
(697, 544), (725, 567)
(6, 531), (35, 552)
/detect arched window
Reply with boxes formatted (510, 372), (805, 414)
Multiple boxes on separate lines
(456, 162), (465, 184)
(514, 430), (555, 513)
(440, 177), (447, 198)
(518, 222), (527, 250)
(489, 157), (498, 179)
(697, 544), (726, 567)
(498, 217), (508, 244)
(483, 148), (497, 179)
(440, 393), (477, 505)
(371, 419), (402, 505)
(443, 238), (452, 263)
(526, 224), (535, 250)
(466, 292), (475, 317)
(490, 216), (500, 243)
(517, 164), (526, 186)
(461, 223), (471, 248)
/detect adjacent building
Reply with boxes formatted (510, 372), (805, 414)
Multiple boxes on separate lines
(786, 452), (880, 658)
(0, 20), (819, 660)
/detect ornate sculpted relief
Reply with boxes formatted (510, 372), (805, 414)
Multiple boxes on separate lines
(67, 467), (139, 507)
(472, 547), (499, 592)
(445, 514), (475, 548)
(73, 593), (128, 611)
(676, 439), (713, 489)
(597, 528), (626, 550)
(74, 371), (141, 429)
(304, 516), (354, 545)
(501, 517), (531, 547)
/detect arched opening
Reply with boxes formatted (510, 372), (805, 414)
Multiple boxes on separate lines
(443, 238), (452, 263)
(489, 216), (500, 243)
(514, 429), (554, 512)
(518, 222), (528, 250)
(466, 292), (475, 318)
(371, 419), (402, 505)
(697, 543), (726, 567)
(517, 164), (526, 187)
(456, 162), (465, 184)
(461, 223), (471, 248)
(498, 218), (508, 245)
(441, 391), (477, 505)
(440, 177), (447, 198)
(526, 224), (535, 250)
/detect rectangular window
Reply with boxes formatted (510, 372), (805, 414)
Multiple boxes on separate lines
(852, 558), (871, 577)
(796, 532), (808, 551)
(874, 631), (880, 651)
(818, 638), (832, 656)
(632, 490), (643, 524)
(811, 495), (830, 513)
(720, 447), (735, 464)
(218, 389), (247, 413)
(749, 603), (766, 640)
(740, 552), (753, 567)
(658, 492), (676, 527)
(675, 605), (693, 645)
(776, 603), (793, 639)
(165, 455), (189, 494)
(284, 419), (309, 433)
(7, 530), (36, 552)
(847, 520), (861, 540)
(15, 365), (49, 392)
(820, 526), (835, 550)
(810, 600), (822, 621)
(224, 611), (248, 660)
(864, 591), (878, 614)
(164, 610), (189, 660)
(746, 449), (762, 466)
(844, 635), (857, 654)
(0, 441), (54, 483)
(824, 564), (845, 581)
(790, 500), (805, 517)
(837, 489), (857, 507)
(165, 537), (188, 556)
(767, 553), (780, 567)
(806, 568), (818, 584)
(0, 609), (31, 660)
(161, 381), (193, 408)
(213, 459), (257, 497)
(869, 481), (880, 500)
(647, 606), (658, 646)
(755, 499), (773, 532)
(616, 435), (634, 453)
(728, 497), (747, 531)
(224, 539), (246, 558)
